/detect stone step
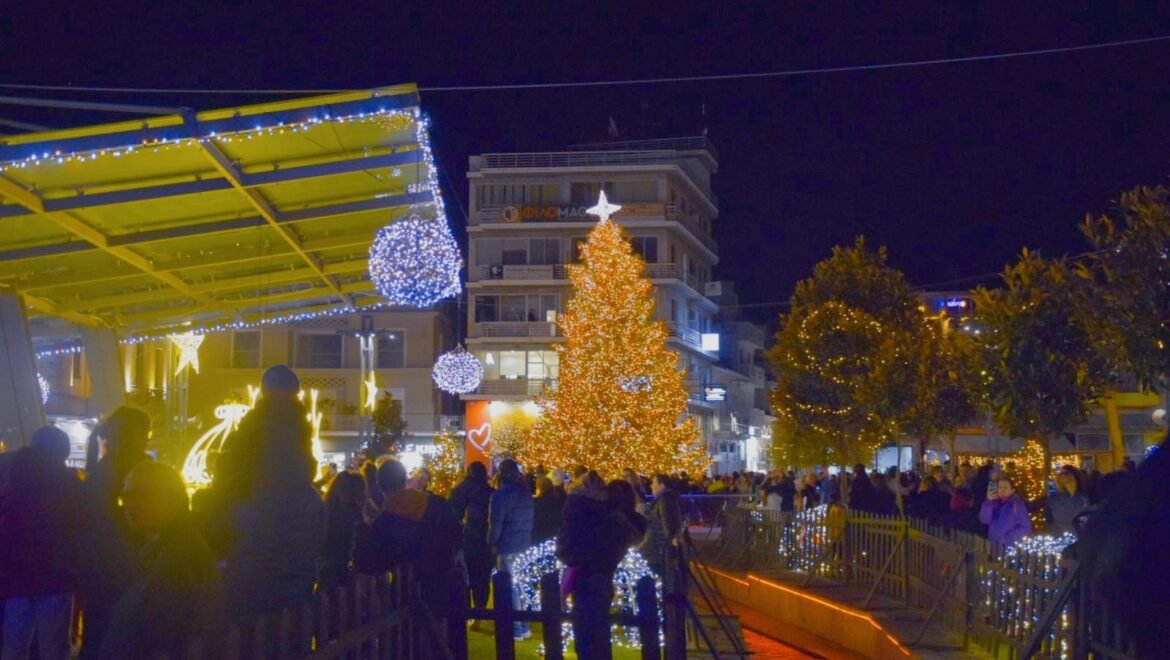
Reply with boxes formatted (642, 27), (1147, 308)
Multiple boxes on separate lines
(689, 611), (751, 655)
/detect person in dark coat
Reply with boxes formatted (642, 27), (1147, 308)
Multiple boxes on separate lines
(557, 472), (646, 660)
(360, 459), (461, 626)
(847, 464), (875, 513)
(906, 476), (952, 520)
(99, 462), (223, 660)
(640, 474), (682, 580)
(211, 365), (325, 622)
(448, 462), (494, 612)
(78, 406), (151, 660)
(488, 459), (535, 640)
(318, 471), (370, 594)
(531, 476), (565, 543)
(927, 487), (986, 536)
(0, 426), (82, 660)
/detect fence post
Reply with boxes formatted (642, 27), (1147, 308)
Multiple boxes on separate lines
(493, 570), (517, 660)
(664, 544), (688, 659)
(901, 521), (910, 605)
(448, 577), (469, 660)
(637, 575), (661, 660)
(540, 573), (564, 660)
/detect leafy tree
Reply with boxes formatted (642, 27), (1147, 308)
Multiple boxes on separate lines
(972, 250), (1110, 486)
(368, 391), (407, 456)
(768, 239), (922, 467)
(530, 213), (708, 480)
(896, 319), (979, 470)
(1079, 186), (1170, 391)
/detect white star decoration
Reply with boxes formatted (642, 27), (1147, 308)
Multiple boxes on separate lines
(170, 332), (204, 375)
(586, 190), (622, 223)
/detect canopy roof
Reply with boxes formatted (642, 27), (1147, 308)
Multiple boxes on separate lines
(0, 84), (437, 340)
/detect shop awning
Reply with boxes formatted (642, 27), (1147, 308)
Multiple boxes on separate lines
(0, 84), (436, 340)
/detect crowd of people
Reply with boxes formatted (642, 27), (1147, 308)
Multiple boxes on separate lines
(0, 365), (687, 660)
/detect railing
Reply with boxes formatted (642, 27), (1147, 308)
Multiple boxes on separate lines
(667, 324), (703, 350)
(439, 415), (464, 431)
(475, 264), (568, 281)
(475, 321), (560, 338)
(665, 205), (719, 254)
(566, 136), (719, 161)
(475, 378), (556, 397)
(711, 506), (1141, 658)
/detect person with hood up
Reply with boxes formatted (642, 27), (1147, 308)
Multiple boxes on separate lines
(99, 462), (223, 660)
(210, 365), (325, 622)
(0, 426), (82, 660)
(448, 462), (494, 615)
(640, 474), (681, 581)
(78, 406), (151, 659)
(359, 459), (461, 630)
(979, 477), (1032, 546)
(488, 459), (535, 641)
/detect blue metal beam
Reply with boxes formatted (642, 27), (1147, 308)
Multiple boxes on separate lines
(0, 90), (421, 164)
(0, 240), (92, 262)
(0, 148), (426, 218)
(276, 190), (434, 223)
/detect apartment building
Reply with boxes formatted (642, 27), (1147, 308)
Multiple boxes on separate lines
(461, 137), (724, 457)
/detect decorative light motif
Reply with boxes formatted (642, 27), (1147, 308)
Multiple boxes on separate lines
(619, 375), (652, 393)
(37, 374), (50, 404)
(363, 372), (379, 411)
(170, 331), (204, 375)
(368, 213), (462, 308)
(509, 539), (662, 651)
(182, 403), (251, 486)
(983, 533), (1077, 651)
(431, 345), (484, 394)
(303, 388), (325, 473)
(586, 190), (622, 223)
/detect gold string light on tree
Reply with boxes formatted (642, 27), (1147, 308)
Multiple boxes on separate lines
(528, 193), (709, 480)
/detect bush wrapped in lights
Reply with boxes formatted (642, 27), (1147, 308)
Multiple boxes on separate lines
(508, 539), (662, 651)
(983, 533), (1077, 649)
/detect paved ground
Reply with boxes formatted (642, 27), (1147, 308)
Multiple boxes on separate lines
(742, 627), (818, 659)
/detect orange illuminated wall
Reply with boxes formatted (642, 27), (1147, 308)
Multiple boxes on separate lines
(464, 400), (492, 470)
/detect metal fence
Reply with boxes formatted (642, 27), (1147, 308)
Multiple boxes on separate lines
(713, 505), (1140, 658)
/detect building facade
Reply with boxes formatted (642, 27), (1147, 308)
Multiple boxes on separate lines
(461, 137), (726, 464)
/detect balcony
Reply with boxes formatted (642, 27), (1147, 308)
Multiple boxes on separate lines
(566, 136), (719, 163)
(667, 323), (703, 351)
(476, 264), (568, 282)
(475, 322), (561, 338)
(476, 378), (557, 397)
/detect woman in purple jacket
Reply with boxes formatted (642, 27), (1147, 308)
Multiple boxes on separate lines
(979, 477), (1032, 546)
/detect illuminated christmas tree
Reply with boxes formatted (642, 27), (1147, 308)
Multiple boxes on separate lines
(530, 193), (708, 480)
(424, 430), (464, 497)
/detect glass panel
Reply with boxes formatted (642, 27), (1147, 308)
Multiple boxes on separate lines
(476, 239), (501, 266)
(231, 331), (261, 368)
(476, 351), (500, 380)
(500, 351), (526, 379)
(474, 296), (498, 322)
(501, 239), (527, 265)
(500, 295), (527, 322)
(296, 334), (342, 368)
(378, 332), (405, 368)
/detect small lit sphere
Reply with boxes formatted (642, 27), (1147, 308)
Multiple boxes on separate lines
(37, 374), (50, 404)
(368, 213), (462, 308)
(432, 346), (484, 394)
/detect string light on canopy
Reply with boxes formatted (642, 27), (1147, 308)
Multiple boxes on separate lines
(368, 213), (462, 308)
(170, 331), (204, 375)
(432, 345), (484, 394)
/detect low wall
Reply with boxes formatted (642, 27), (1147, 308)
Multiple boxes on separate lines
(703, 567), (913, 659)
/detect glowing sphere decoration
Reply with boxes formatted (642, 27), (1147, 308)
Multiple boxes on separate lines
(432, 345), (484, 394)
(368, 213), (462, 308)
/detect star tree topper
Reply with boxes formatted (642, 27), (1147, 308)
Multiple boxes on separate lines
(586, 190), (622, 223)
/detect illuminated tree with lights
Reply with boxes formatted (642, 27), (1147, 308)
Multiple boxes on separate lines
(896, 320), (979, 471)
(368, 391), (407, 456)
(973, 250), (1109, 491)
(491, 407), (536, 463)
(425, 430), (464, 497)
(767, 239), (921, 467)
(530, 194), (708, 480)
(1079, 186), (1170, 391)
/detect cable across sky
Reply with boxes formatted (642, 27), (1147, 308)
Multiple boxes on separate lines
(0, 34), (1166, 96)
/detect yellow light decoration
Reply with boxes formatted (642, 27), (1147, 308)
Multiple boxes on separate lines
(182, 403), (251, 486)
(305, 388), (325, 472)
(528, 193), (709, 480)
(363, 372), (379, 411)
(170, 331), (204, 375)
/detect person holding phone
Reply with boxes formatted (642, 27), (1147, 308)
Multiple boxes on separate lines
(979, 477), (1032, 546)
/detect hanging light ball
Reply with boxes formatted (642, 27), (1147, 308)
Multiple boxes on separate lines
(432, 345), (484, 394)
(368, 213), (462, 308)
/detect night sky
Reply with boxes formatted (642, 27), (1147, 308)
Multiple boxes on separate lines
(3, 3), (1169, 325)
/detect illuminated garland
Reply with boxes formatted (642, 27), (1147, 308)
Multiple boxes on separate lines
(367, 213), (462, 308)
(775, 504), (835, 573)
(431, 345), (483, 394)
(509, 539), (662, 651)
(983, 533), (1077, 654)
(37, 373), (50, 404)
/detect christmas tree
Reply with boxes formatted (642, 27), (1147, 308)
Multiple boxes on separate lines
(425, 430), (464, 497)
(530, 193), (708, 480)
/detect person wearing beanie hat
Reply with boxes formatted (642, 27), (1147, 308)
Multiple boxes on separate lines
(261, 365), (300, 398)
(488, 459), (535, 640)
(30, 425), (71, 465)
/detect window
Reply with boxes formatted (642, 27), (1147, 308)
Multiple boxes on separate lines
(570, 181), (614, 204)
(475, 294), (560, 323)
(569, 237), (588, 263)
(295, 334), (343, 368)
(499, 351), (526, 379)
(475, 239), (502, 266)
(377, 332), (405, 368)
(500, 295), (528, 322)
(670, 299), (678, 324)
(630, 237), (658, 263)
(529, 238), (561, 265)
(612, 180), (657, 202)
(501, 238), (527, 265)
(527, 350), (560, 380)
(474, 295), (499, 322)
(231, 331), (261, 368)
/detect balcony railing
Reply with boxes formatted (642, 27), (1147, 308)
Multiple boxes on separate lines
(667, 323), (703, 350)
(475, 264), (568, 281)
(476, 321), (561, 338)
(439, 415), (464, 431)
(475, 378), (557, 397)
(566, 136), (719, 162)
(477, 149), (685, 170)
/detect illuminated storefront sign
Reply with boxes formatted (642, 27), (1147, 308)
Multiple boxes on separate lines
(704, 386), (727, 402)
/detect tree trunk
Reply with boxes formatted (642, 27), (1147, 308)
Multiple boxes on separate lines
(947, 433), (958, 479)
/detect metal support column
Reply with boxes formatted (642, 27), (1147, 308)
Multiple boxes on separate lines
(79, 327), (125, 418)
(359, 333), (376, 450)
(0, 291), (45, 447)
